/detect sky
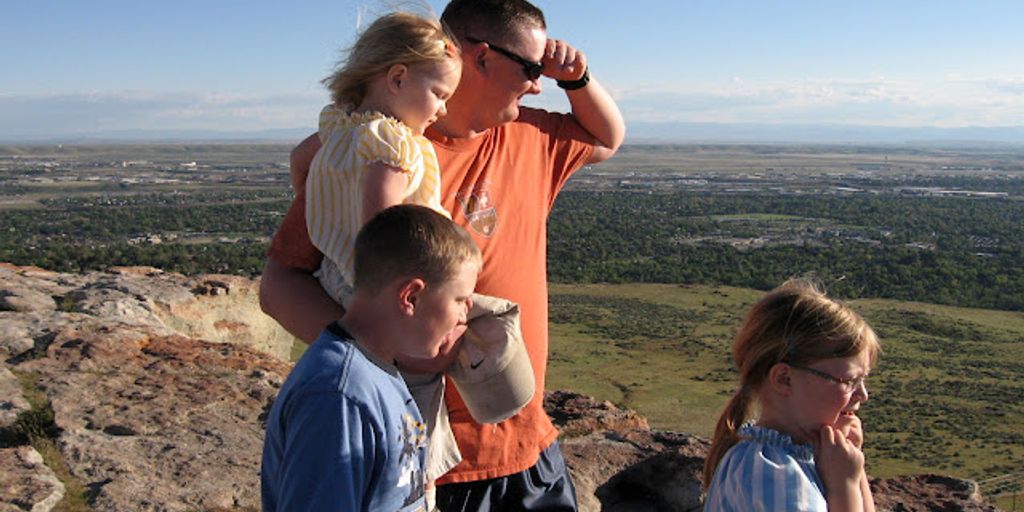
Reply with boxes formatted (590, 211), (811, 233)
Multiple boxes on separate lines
(2, 0), (1023, 141)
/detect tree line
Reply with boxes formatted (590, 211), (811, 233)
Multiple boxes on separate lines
(3, 188), (1024, 311)
(547, 191), (1024, 311)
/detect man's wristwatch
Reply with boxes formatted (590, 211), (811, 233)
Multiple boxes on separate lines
(556, 68), (590, 90)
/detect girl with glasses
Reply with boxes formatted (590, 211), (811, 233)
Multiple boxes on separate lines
(703, 279), (880, 512)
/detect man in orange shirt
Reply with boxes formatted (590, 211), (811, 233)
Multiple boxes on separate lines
(260, 0), (624, 509)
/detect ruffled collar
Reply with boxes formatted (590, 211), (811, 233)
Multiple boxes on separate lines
(738, 421), (815, 462)
(321, 104), (412, 136)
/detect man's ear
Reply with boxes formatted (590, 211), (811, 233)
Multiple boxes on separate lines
(386, 64), (408, 94)
(397, 277), (426, 316)
(468, 42), (488, 73)
(767, 363), (793, 396)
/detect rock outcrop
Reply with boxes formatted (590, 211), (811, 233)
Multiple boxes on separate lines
(871, 474), (1000, 512)
(0, 264), (1005, 511)
(18, 327), (291, 511)
(547, 391), (707, 511)
(0, 446), (65, 512)
(1, 264), (294, 511)
(0, 264), (294, 362)
(1, 367), (31, 431)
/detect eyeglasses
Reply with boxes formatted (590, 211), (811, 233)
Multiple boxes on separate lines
(465, 36), (544, 81)
(789, 364), (868, 394)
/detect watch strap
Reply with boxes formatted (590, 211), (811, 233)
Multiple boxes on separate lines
(556, 67), (590, 90)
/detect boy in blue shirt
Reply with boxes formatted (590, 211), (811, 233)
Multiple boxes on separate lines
(261, 204), (481, 511)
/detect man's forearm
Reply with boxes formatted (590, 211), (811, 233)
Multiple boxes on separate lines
(259, 257), (344, 343)
(290, 133), (320, 191)
(566, 75), (625, 164)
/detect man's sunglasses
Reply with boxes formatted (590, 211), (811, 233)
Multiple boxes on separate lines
(465, 36), (544, 81)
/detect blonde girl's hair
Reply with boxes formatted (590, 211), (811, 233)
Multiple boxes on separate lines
(323, 12), (460, 108)
(701, 278), (880, 490)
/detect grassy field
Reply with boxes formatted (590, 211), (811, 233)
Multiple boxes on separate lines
(546, 282), (1024, 490)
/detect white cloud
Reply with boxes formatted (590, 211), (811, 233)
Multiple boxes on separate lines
(616, 75), (1024, 128)
(0, 90), (323, 139)
(2, 74), (1022, 141)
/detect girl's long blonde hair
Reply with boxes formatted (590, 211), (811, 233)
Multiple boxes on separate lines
(323, 12), (459, 108)
(701, 279), (880, 490)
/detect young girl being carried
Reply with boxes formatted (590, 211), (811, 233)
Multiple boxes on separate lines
(307, 11), (460, 305)
(703, 279), (879, 512)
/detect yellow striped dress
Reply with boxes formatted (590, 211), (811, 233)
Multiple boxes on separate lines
(306, 104), (449, 304)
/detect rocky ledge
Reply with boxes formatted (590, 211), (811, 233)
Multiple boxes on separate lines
(0, 264), (1002, 511)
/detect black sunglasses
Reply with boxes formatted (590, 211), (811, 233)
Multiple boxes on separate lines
(465, 36), (544, 81)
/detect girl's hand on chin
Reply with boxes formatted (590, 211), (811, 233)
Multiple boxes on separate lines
(813, 425), (865, 490)
(834, 412), (864, 449)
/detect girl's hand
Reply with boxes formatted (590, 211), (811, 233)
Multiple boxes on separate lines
(814, 425), (865, 493)
(835, 413), (864, 449)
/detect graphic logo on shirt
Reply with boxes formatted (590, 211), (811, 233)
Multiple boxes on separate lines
(456, 183), (497, 237)
(398, 413), (427, 509)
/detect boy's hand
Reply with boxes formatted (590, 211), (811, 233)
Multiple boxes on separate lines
(543, 39), (587, 82)
(439, 324), (468, 356)
(835, 412), (864, 449)
(395, 325), (467, 373)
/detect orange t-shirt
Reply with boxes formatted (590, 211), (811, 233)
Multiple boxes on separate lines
(268, 107), (595, 483)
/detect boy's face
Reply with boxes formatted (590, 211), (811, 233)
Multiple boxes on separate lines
(401, 258), (479, 359)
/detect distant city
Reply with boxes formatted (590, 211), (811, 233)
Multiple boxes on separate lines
(3, 122), (1023, 145)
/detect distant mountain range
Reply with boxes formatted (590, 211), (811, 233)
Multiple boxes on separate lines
(626, 122), (1024, 145)
(0, 128), (313, 145)
(3, 123), (1023, 145)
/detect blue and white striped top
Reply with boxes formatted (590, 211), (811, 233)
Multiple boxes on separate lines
(704, 422), (827, 512)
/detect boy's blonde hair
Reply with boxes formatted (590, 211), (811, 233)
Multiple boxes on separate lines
(323, 12), (459, 108)
(702, 279), (880, 490)
(353, 204), (479, 295)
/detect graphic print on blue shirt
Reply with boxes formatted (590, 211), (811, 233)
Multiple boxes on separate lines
(400, 412), (428, 507)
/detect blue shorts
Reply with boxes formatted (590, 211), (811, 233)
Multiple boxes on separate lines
(436, 440), (578, 511)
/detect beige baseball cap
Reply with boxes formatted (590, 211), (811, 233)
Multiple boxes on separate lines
(447, 293), (535, 424)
